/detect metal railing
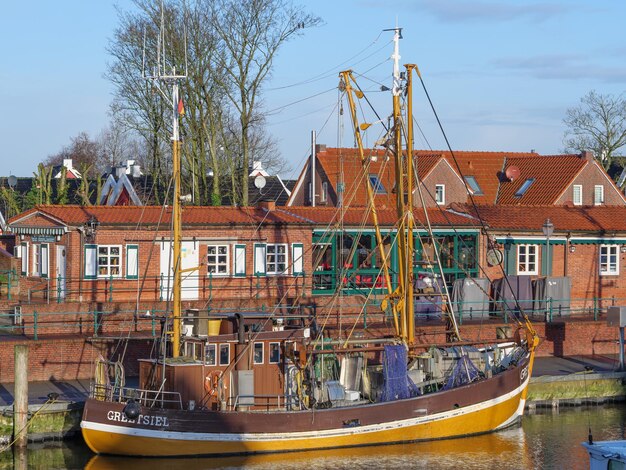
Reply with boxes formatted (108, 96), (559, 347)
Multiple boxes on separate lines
(90, 383), (183, 410)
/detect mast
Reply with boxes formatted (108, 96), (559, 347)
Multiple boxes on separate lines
(143, 1), (188, 358)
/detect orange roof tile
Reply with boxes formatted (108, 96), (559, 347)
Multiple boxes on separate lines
(455, 204), (626, 232)
(496, 155), (586, 205)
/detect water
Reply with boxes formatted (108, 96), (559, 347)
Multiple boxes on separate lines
(2, 405), (625, 469)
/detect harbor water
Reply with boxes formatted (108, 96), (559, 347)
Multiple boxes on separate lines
(2, 405), (625, 469)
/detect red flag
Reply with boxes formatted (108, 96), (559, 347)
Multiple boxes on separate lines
(178, 97), (185, 116)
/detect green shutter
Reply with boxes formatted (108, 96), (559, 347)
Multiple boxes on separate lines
(504, 244), (516, 275)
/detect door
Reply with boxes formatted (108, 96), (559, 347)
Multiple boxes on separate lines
(160, 240), (199, 300)
(56, 245), (66, 299)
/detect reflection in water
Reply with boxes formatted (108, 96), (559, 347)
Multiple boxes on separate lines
(5, 405), (625, 470)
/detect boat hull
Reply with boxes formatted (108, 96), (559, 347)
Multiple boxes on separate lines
(81, 353), (533, 457)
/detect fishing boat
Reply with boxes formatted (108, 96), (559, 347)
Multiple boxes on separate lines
(80, 28), (539, 457)
(583, 440), (626, 469)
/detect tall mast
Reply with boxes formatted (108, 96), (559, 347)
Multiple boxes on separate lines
(143, 1), (187, 358)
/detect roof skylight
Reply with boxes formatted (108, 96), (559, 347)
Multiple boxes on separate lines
(514, 178), (535, 198)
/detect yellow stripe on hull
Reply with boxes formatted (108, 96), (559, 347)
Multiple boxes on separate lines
(82, 391), (525, 457)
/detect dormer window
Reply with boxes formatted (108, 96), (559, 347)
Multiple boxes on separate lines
(369, 175), (386, 194)
(464, 176), (483, 195)
(514, 178), (535, 198)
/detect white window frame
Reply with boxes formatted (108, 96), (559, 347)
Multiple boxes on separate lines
(84, 244), (97, 279)
(97, 245), (122, 278)
(573, 184), (582, 206)
(253, 342), (264, 364)
(599, 245), (619, 275)
(594, 185), (604, 205)
(207, 244), (229, 276)
(219, 343), (231, 366)
(435, 184), (445, 205)
(32, 243), (41, 277)
(20, 242), (29, 276)
(292, 243), (304, 276)
(517, 244), (538, 275)
(266, 243), (288, 275)
(254, 243), (267, 276)
(205, 344), (216, 366)
(321, 181), (328, 202)
(269, 342), (281, 364)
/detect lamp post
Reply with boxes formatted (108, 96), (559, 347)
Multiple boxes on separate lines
(542, 218), (554, 276)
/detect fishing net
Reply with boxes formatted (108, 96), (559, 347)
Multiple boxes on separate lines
(381, 345), (420, 402)
(441, 354), (482, 391)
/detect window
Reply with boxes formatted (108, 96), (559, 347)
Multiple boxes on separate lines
(205, 344), (216, 366)
(435, 184), (445, 205)
(308, 182), (313, 204)
(573, 185), (582, 206)
(20, 242), (29, 276)
(266, 244), (288, 275)
(515, 178), (535, 198)
(126, 245), (138, 279)
(254, 342), (264, 364)
(594, 185), (604, 205)
(207, 245), (229, 276)
(368, 175), (386, 194)
(97, 245), (121, 278)
(517, 244), (538, 275)
(219, 343), (230, 366)
(292, 243), (304, 276)
(321, 182), (328, 202)
(254, 243), (266, 276)
(269, 342), (281, 364)
(234, 244), (246, 277)
(464, 176), (483, 195)
(32, 243), (48, 278)
(599, 245), (619, 275)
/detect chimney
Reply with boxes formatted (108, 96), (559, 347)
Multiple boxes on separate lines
(315, 144), (327, 153)
(581, 150), (594, 161)
(63, 158), (73, 169)
(257, 199), (275, 211)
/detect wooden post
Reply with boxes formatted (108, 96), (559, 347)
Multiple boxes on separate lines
(13, 344), (28, 449)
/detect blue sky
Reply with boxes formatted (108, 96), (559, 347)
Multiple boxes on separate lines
(1, 1), (625, 180)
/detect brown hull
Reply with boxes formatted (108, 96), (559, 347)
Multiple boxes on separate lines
(81, 353), (533, 457)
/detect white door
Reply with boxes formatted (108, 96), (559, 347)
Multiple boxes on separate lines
(56, 246), (66, 299)
(160, 240), (199, 300)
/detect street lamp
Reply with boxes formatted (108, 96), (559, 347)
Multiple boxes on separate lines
(542, 218), (554, 276)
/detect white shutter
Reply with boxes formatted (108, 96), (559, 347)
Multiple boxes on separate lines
(126, 244), (138, 279)
(84, 244), (97, 279)
(20, 242), (28, 276)
(234, 244), (246, 277)
(254, 243), (266, 276)
(292, 243), (304, 276)
(41, 244), (49, 278)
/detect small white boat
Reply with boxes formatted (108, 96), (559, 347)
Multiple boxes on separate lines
(583, 440), (626, 470)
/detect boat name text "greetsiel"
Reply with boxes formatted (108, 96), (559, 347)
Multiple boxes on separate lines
(106, 411), (170, 427)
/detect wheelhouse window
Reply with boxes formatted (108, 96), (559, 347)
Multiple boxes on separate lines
(515, 178), (535, 198)
(599, 245), (619, 275)
(219, 343), (230, 366)
(435, 184), (445, 205)
(266, 244), (288, 275)
(368, 175), (386, 194)
(517, 244), (538, 275)
(205, 344), (216, 366)
(269, 342), (280, 364)
(97, 245), (121, 278)
(207, 245), (229, 276)
(464, 176), (483, 195)
(254, 342), (264, 364)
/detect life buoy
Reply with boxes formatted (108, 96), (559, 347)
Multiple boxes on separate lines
(204, 370), (221, 396)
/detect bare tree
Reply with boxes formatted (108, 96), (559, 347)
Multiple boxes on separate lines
(211, 0), (320, 205)
(45, 132), (103, 171)
(563, 90), (626, 171)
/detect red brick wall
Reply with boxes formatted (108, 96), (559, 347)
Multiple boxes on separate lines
(417, 160), (469, 207)
(557, 161), (626, 206)
(0, 337), (153, 382)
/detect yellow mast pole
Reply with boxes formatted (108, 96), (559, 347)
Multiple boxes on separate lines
(340, 70), (400, 337)
(405, 64), (417, 345)
(172, 83), (182, 358)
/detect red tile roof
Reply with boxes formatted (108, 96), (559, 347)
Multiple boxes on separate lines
(495, 155), (587, 205)
(315, 147), (539, 206)
(454, 204), (626, 232)
(9, 205), (312, 227)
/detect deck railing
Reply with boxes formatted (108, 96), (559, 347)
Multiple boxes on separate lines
(90, 383), (183, 410)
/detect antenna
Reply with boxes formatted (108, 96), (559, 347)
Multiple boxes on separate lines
(383, 27), (403, 96)
(7, 175), (17, 189)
